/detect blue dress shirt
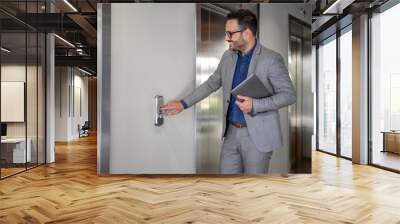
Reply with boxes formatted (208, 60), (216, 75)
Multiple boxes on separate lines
(227, 43), (256, 125)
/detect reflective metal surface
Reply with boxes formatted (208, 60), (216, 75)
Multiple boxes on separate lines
(195, 5), (228, 174)
(97, 3), (111, 174)
(288, 17), (313, 173)
(154, 95), (164, 127)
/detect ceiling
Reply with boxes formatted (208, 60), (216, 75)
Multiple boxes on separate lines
(0, 0), (392, 75)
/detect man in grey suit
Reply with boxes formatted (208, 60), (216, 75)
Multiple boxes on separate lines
(161, 9), (296, 174)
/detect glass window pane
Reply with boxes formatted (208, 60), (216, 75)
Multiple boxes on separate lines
(340, 28), (352, 158)
(318, 36), (337, 154)
(0, 1), (46, 179)
(371, 3), (400, 171)
(1, 31), (27, 178)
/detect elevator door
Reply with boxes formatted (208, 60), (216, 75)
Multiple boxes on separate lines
(288, 17), (313, 173)
(195, 6), (227, 174)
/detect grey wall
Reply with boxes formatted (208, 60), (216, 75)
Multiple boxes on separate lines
(259, 3), (312, 173)
(99, 3), (197, 174)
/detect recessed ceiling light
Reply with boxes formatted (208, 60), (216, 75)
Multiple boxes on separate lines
(54, 34), (75, 48)
(78, 67), (93, 76)
(322, 0), (353, 15)
(63, 0), (78, 12)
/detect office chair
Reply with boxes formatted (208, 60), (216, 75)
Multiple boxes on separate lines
(79, 121), (90, 138)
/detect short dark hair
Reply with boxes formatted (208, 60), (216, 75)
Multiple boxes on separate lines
(226, 9), (258, 36)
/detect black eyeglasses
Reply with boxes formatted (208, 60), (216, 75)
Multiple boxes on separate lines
(225, 28), (244, 39)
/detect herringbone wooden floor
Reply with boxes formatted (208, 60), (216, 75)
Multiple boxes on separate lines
(1, 134), (400, 224)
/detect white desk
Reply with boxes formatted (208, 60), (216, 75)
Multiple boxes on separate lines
(1, 138), (32, 163)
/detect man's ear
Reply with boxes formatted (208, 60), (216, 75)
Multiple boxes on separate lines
(244, 29), (252, 40)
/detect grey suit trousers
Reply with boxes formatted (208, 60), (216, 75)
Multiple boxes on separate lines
(220, 124), (273, 174)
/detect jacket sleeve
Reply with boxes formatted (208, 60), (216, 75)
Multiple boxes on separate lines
(180, 53), (225, 108)
(251, 53), (296, 115)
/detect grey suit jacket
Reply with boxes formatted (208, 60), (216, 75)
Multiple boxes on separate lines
(181, 41), (296, 152)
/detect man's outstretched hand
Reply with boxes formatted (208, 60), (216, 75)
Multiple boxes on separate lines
(160, 100), (184, 116)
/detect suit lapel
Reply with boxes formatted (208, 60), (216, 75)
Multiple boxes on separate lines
(247, 41), (262, 78)
(225, 52), (237, 98)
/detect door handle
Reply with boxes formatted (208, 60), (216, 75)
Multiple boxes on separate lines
(154, 95), (164, 127)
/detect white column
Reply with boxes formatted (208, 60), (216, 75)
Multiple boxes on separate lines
(46, 33), (55, 163)
(352, 14), (369, 164)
